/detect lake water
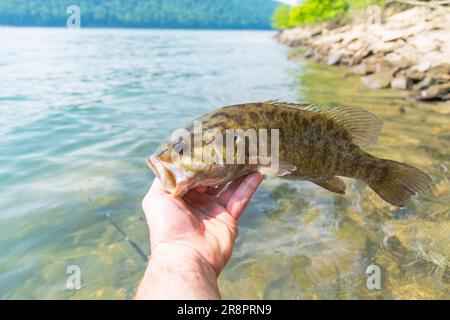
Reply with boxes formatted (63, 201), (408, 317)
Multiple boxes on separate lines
(0, 28), (448, 299)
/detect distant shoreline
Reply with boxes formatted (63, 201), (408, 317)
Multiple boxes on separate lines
(0, 24), (274, 31)
(0, 0), (277, 32)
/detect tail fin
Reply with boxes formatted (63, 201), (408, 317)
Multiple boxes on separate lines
(368, 160), (433, 207)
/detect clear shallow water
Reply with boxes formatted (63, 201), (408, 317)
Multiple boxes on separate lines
(0, 28), (448, 299)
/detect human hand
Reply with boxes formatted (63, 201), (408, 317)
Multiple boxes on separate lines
(135, 173), (264, 300)
(142, 172), (264, 275)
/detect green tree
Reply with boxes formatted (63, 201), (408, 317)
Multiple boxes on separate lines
(272, 0), (385, 29)
(0, 0), (278, 29)
(272, 5), (290, 29)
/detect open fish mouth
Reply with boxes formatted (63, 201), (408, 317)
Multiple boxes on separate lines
(147, 155), (191, 197)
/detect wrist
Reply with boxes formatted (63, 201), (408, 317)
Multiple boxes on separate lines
(151, 243), (218, 278)
(135, 243), (220, 300)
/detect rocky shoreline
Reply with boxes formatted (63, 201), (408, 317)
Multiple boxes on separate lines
(277, 6), (450, 102)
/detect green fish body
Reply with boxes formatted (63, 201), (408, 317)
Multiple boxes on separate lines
(149, 101), (433, 206)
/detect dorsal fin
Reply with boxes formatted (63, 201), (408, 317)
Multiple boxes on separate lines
(266, 101), (384, 147)
(265, 100), (323, 113)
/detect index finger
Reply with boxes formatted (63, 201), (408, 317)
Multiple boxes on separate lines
(225, 173), (264, 220)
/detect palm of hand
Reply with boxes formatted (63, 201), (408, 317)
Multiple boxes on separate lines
(143, 173), (263, 274)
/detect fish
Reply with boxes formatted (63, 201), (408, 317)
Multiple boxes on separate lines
(147, 101), (433, 207)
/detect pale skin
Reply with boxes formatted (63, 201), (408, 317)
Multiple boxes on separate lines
(135, 173), (264, 300)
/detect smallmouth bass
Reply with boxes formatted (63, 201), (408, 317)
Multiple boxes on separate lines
(147, 101), (433, 207)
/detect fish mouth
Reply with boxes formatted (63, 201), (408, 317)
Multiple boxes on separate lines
(147, 155), (190, 197)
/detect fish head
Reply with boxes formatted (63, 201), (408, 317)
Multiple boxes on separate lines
(147, 131), (230, 197)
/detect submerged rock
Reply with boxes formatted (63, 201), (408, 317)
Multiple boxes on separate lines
(410, 83), (450, 101)
(351, 62), (376, 75)
(413, 77), (436, 91)
(391, 76), (411, 90)
(361, 71), (394, 89)
(327, 53), (341, 65)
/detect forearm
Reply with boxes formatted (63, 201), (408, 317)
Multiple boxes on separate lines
(135, 244), (221, 300)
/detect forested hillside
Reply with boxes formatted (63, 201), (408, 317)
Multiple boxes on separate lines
(0, 0), (277, 29)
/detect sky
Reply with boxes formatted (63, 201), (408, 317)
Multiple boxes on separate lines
(274, 0), (299, 6)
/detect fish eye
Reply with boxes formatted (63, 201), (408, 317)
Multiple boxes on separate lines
(173, 142), (184, 155)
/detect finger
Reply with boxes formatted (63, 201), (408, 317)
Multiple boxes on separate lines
(216, 175), (248, 206)
(226, 173), (264, 220)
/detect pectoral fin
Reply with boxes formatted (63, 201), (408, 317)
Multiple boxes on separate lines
(310, 177), (347, 195)
(254, 158), (297, 177)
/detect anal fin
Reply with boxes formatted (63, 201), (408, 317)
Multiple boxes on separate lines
(310, 177), (347, 195)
